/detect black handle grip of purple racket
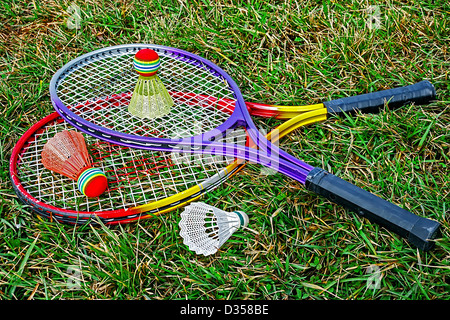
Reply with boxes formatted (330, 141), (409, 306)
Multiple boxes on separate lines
(306, 168), (440, 251)
(324, 80), (436, 115)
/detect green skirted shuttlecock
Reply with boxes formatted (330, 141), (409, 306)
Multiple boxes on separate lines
(128, 48), (174, 119)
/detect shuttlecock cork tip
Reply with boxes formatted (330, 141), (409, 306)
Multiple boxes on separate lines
(134, 48), (160, 77)
(77, 167), (108, 198)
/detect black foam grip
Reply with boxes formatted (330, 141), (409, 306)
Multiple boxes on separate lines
(324, 80), (436, 115)
(305, 168), (440, 251)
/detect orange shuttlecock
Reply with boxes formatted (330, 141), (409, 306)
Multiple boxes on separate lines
(41, 130), (108, 198)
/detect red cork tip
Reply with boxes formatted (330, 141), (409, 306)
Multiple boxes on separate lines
(135, 48), (159, 62)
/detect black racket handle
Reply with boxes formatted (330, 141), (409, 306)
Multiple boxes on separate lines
(305, 168), (440, 251)
(324, 80), (436, 115)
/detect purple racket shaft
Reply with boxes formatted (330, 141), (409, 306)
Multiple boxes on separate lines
(51, 44), (440, 250)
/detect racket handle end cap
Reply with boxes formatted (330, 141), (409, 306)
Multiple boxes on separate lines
(408, 218), (440, 251)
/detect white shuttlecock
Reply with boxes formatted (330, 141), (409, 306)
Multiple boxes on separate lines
(179, 202), (249, 256)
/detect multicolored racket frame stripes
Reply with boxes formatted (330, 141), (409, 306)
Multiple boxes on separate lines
(17, 43), (441, 251)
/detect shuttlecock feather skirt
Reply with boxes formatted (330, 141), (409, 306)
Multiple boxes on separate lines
(128, 75), (174, 119)
(179, 202), (249, 256)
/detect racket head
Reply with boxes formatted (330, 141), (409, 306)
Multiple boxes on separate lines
(50, 44), (313, 184)
(9, 112), (247, 225)
(50, 44), (247, 146)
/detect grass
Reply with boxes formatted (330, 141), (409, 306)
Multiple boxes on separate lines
(0, 0), (449, 300)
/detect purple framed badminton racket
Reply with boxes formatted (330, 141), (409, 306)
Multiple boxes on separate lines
(50, 44), (440, 250)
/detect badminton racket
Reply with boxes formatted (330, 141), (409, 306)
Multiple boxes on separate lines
(47, 44), (440, 250)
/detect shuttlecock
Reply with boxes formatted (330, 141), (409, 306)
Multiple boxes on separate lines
(128, 48), (174, 119)
(41, 130), (108, 198)
(179, 202), (249, 256)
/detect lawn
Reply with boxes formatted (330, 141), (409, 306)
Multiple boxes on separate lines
(0, 0), (449, 300)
